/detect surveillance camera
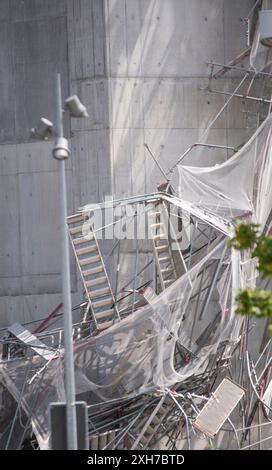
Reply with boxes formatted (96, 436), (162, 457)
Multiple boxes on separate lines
(52, 137), (70, 160)
(32, 117), (54, 140)
(65, 95), (89, 118)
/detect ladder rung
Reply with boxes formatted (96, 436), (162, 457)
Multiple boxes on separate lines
(164, 279), (174, 284)
(96, 320), (114, 331)
(157, 410), (168, 420)
(79, 250), (100, 264)
(153, 234), (167, 241)
(144, 425), (156, 436)
(77, 246), (97, 258)
(67, 214), (85, 225)
(151, 415), (161, 426)
(76, 247), (99, 257)
(151, 223), (163, 228)
(157, 405), (168, 415)
(90, 436), (99, 450)
(85, 276), (107, 287)
(148, 212), (161, 217)
(139, 436), (148, 445)
(84, 254), (100, 263)
(69, 225), (84, 235)
(73, 235), (94, 246)
(80, 261), (104, 272)
(95, 309), (115, 321)
(156, 245), (169, 252)
(158, 256), (171, 263)
(161, 267), (174, 274)
(164, 397), (174, 406)
(89, 287), (111, 298)
(92, 297), (113, 309)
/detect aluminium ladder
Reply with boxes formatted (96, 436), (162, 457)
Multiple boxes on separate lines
(131, 395), (173, 449)
(67, 213), (120, 331)
(148, 200), (189, 369)
(148, 201), (178, 291)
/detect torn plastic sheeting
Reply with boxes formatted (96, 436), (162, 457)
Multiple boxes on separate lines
(0, 238), (239, 449)
(178, 113), (272, 227)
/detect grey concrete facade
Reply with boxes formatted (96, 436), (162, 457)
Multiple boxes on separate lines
(0, 0), (255, 327)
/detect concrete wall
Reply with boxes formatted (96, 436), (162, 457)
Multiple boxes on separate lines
(0, 0), (255, 327)
(106, 0), (257, 195)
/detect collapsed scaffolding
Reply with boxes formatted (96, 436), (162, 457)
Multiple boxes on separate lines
(0, 1), (272, 450)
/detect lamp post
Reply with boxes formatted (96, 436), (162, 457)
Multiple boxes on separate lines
(34, 73), (88, 449)
(53, 73), (78, 450)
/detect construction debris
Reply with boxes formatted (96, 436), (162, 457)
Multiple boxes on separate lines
(0, 12), (272, 451)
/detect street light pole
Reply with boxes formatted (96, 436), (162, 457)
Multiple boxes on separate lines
(55, 73), (78, 450)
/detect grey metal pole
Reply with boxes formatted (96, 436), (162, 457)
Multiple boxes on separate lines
(55, 73), (78, 450)
(144, 143), (169, 182)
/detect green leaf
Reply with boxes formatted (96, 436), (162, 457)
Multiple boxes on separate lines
(235, 288), (272, 319)
(229, 223), (260, 251)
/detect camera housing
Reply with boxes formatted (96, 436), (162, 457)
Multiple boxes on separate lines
(65, 95), (89, 118)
